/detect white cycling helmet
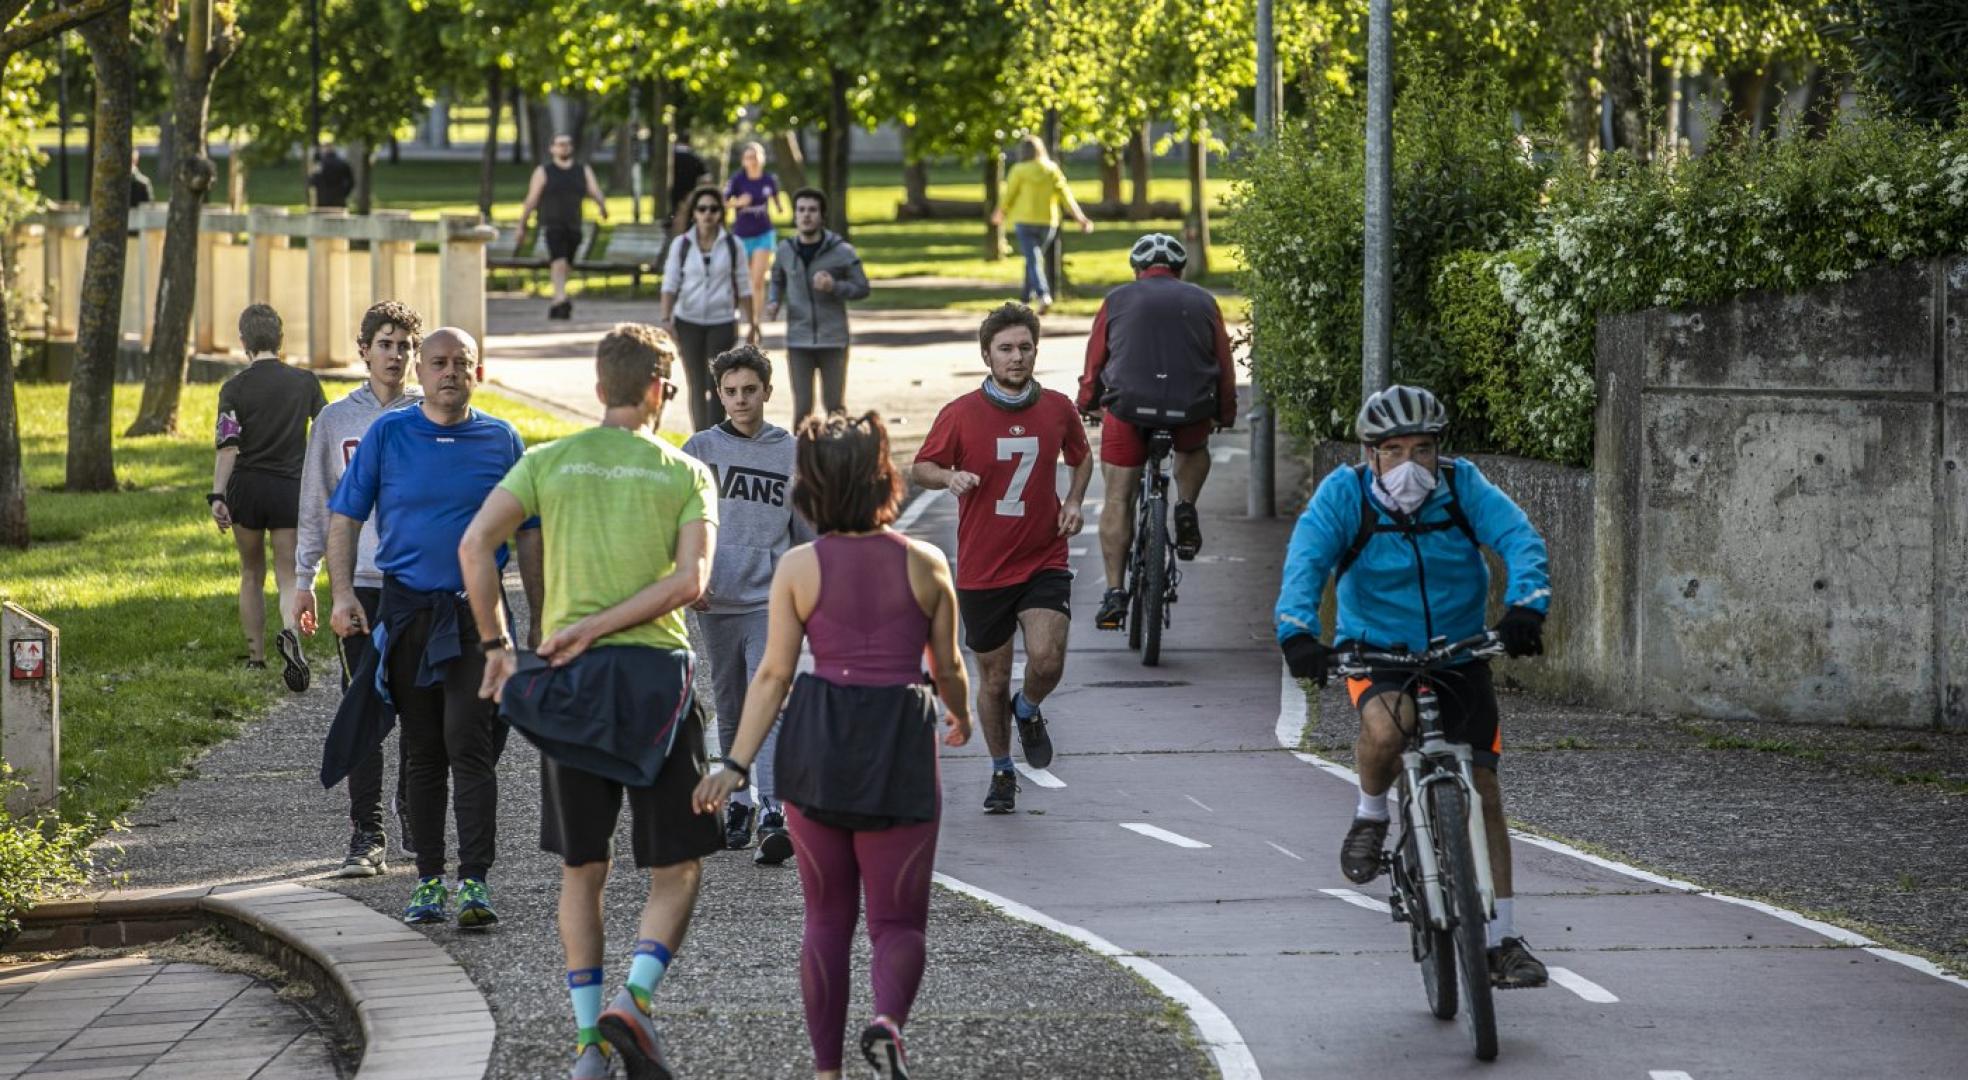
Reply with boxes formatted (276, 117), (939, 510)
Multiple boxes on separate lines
(1129, 232), (1188, 273)
(1355, 384), (1448, 443)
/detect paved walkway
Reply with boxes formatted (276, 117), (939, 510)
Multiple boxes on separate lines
(0, 957), (335, 1079)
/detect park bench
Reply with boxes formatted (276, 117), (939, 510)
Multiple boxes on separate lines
(577, 222), (670, 292)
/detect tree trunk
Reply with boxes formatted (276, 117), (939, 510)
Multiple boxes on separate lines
(983, 153), (1003, 262)
(822, 67), (851, 238)
(227, 128), (246, 209)
(1099, 144), (1122, 204)
(1042, 108), (1061, 293)
(130, 0), (231, 437)
(903, 157), (928, 209)
(387, 134), (400, 165)
(527, 98), (552, 166)
(1665, 58), (1684, 160)
(477, 66), (502, 220)
(1128, 122), (1151, 220)
(1184, 132), (1209, 280)
(510, 87), (526, 164)
(1725, 66), (1772, 137)
(649, 80), (670, 228)
(1800, 64), (1838, 139)
(611, 117), (635, 195)
(350, 139), (373, 214)
(1604, 14), (1651, 158)
(0, 257), (27, 547)
(67, 5), (134, 493)
(771, 129), (806, 190)
(154, 109), (174, 186)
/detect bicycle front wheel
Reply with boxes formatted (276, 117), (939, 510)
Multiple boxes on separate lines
(1139, 494), (1168, 666)
(1430, 783), (1498, 1061)
(1404, 823), (1458, 1021)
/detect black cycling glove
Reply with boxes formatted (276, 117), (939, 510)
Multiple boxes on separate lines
(1493, 605), (1545, 658)
(1281, 634), (1331, 686)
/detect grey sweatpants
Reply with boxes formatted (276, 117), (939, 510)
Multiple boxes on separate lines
(699, 608), (779, 807)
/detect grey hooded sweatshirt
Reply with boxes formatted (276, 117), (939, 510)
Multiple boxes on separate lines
(767, 229), (870, 348)
(296, 384), (420, 589)
(681, 421), (814, 613)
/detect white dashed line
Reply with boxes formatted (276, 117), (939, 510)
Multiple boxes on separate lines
(1548, 967), (1620, 1004)
(1016, 764), (1066, 789)
(1649, 1072), (1694, 1080)
(1320, 888), (1392, 914)
(1265, 841), (1304, 861)
(1121, 822), (1212, 849)
(1184, 794), (1214, 812)
(894, 488), (944, 531)
(1069, 546), (1089, 556)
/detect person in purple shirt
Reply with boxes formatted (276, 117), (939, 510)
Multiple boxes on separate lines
(724, 141), (784, 336)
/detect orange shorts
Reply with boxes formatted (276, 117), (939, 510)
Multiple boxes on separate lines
(1346, 661), (1502, 768)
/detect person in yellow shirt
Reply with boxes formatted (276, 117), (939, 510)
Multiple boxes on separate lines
(991, 135), (1094, 314)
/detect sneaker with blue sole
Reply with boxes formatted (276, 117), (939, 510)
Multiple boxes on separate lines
(456, 878), (498, 930)
(403, 877), (448, 925)
(598, 987), (672, 1080)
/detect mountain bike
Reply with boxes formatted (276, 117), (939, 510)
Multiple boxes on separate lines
(1125, 428), (1181, 666)
(1333, 632), (1505, 1061)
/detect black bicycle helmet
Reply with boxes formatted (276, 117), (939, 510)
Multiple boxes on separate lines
(1355, 384), (1448, 443)
(1129, 232), (1188, 273)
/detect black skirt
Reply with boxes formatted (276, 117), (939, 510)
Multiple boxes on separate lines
(774, 673), (939, 829)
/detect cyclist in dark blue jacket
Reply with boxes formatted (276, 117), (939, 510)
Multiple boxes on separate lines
(1274, 384), (1551, 989)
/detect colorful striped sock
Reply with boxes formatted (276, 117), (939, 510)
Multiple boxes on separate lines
(567, 967), (603, 1046)
(626, 939), (671, 1009)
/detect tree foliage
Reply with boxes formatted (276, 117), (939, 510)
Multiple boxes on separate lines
(1826, 0), (1968, 128)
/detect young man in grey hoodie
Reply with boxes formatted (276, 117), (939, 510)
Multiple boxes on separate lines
(293, 300), (424, 877)
(766, 187), (870, 423)
(681, 343), (813, 863)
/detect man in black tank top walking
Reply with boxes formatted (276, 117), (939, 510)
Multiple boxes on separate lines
(520, 133), (610, 321)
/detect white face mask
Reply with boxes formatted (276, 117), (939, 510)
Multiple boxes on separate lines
(1375, 460), (1437, 516)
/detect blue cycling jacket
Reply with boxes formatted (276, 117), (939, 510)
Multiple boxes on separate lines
(1275, 457), (1551, 651)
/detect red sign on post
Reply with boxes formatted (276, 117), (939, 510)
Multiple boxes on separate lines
(10, 639), (46, 680)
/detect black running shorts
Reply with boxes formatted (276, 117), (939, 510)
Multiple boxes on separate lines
(1345, 659), (1502, 770)
(539, 702), (724, 868)
(957, 569), (1074, 653)
(543, 224), (583, 262)
(225, 468), (301, 531)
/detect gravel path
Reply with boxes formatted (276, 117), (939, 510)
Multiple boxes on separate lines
(1297, 677), (1968, 973)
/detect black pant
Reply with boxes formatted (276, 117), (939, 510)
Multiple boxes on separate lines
(673, 318), (736, 431)
(787, 346), (848, 422)
(388, 598), (508, 881)
(340, 587), (407, 838)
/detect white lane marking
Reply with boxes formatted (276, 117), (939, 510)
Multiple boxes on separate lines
(1212, 446), (1250, 464)
(1547, 967), (1620, 1004)
(934, 873), (1262, 1080)
(895, 488), (944, 531)
(1121, 822), (1212, 849)
(1266, 841), (1304, 861)
(1274, 660), (1968, 992)
(1649, 1072), (1694, 1080)
(1016, 764), (1066, 789)
(1069, 546), (1089, 556)
(1184, 794), (1214, 812)
(1321, 888), (1392, 914)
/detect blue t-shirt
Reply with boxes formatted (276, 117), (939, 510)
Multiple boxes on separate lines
(329, 406), (535, 593)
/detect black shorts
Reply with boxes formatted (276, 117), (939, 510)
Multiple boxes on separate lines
(225, 469), (300, 531)
(1345, 659), (1502, 770)
(957, 569), (1074, 653)
(543, 224), (582, 262)
(539, 702), (723, 868)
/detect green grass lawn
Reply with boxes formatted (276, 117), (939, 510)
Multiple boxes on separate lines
(0, 381), (582, 828)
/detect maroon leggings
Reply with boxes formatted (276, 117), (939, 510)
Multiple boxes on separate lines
(785, 803), (939, 1071)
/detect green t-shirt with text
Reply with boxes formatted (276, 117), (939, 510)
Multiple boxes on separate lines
(499, 425), (716, 651)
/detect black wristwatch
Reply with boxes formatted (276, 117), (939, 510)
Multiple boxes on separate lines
(478, 635), (514, 654)
(726, 760), (752, 790)
(206, 492), (227, 505)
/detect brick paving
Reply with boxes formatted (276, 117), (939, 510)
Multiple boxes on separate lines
(0, 956), (337, 1079)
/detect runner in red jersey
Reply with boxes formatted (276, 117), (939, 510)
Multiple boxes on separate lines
(913, 303), (1092, 813)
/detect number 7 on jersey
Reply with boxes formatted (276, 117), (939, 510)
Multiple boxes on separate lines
(994, 436), (1040, 517)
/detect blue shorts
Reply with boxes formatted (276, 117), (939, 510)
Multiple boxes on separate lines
(739, 230), (777, 259)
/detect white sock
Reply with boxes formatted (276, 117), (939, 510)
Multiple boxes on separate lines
(1355, 788), (1390, 822)
(1488, 897), (1514, 948)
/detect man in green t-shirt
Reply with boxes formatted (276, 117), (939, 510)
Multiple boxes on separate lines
(460, 323), (723, 1080)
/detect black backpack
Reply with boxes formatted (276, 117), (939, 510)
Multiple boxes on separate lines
(1334, 461), (1481, 581)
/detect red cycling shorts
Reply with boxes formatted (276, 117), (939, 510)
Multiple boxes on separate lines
(1099, 411), (1213, 468)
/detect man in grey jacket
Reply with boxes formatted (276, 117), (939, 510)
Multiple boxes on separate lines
(293, 300), (423, 877)
(766, 187), (870, 422)
(681, 344), (813, 863)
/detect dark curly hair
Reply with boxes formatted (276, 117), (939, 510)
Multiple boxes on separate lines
(358, 300), (423, 352)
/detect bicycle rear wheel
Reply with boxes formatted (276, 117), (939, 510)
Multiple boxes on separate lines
(1430, 782), (1498, 1061)
(1139, 494), (1168, 666)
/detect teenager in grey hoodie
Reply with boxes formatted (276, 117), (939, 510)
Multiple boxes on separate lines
(682, 343), (813, 864)
(293, 301), (423, 877)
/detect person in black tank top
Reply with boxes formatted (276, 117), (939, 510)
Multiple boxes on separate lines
(520, 133), (610, 320)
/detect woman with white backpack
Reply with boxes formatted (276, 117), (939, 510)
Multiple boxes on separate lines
(661, 185), (762, 430)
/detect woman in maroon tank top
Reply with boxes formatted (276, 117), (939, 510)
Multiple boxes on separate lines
(694, 413), (971, 1079)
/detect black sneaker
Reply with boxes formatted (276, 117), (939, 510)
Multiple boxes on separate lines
(276, 628), (310, 692)
(1014, 701), (1054, 770)
(983, 770), (1019, 814)
(1489, 936), (1549, 988)
(1340, 816), (1389, 884)
(723, 801), (756, 850)
(1094, 588), (1128, 631)
(335, 831), (386, 878)
(1173, 501), (1202, 560)
(754, 810), (794, 865)
(549, 300), (573, 321)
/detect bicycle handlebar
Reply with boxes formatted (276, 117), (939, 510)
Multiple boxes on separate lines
(1332, 631), (1504, 677)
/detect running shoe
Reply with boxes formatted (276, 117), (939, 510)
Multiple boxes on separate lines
(983, 769), (1019, 815)
(860, 1017), (909, 1079)
(1015, 701), (1054, 770)
(598, 987), (672, 1080)
(335, 830), (386, 878)
(1173, 501), (1203, 560)
(456, 878), (498, 930)
(723, 801), (756, 850)
(1094, 587), (1129, 631)
(754, 810), (794, 866)
(1489, 937), (1549, 989)
(275, 628), (310, 692)
(403, 877), (448, 924)
(569, 1041), (612, 1080)
(1340, 816), (1389, 884)
(549, 301), (574, 321)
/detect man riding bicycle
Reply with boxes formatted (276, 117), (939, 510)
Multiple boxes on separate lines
(1078, 233), (1238, 632)
(1274, 385), (1552, 989)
